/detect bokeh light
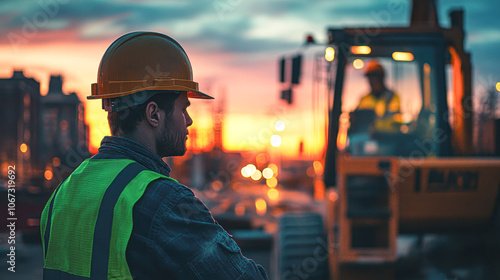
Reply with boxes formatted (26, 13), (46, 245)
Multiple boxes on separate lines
(270, 135), (282, 147)
(275, 120), (285, 131)
(52, 157), (61, 167)
(20, 143), (28, 153)
(44, 170), (53, 180)
(329, 191), (339, 202)
(268, 163), (278, 176)
(262, 168), (273, 179)
(256, 153), (268, 165)
(306, 166), (316, 177)
(267, 189), (279, 201)
(353, 59), (364, 69)
(255, 199), (267, 216)
(247, 164), (257, 175)
(325, 47), (335, 62)
(313, 161), (324, 175)
(351, 46), (371, 54)
(392, 51), (414, 61)
(266, 177), (278, 188)
(241, 166), (251, 177)
(251, 169), (262, 181)
(211, 180), (223, 192)
(235, 202), (245, 216)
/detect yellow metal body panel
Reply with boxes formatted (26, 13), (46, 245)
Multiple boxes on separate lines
(327, 155), (500, 280)
(336, 156), (399, 263)
(396, 158), (500, 230)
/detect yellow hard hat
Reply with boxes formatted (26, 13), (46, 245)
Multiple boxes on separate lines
(364, 59), (385, 77)
(88, 32), (213, 110)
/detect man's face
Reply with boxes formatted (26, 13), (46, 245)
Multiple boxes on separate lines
(156, 92), (192, 157)
(368, 75), (384, 93)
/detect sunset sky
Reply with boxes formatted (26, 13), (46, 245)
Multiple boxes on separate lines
(1, 0), (499, 158)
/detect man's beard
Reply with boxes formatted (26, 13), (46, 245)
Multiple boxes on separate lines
(156, 118), (186, 157)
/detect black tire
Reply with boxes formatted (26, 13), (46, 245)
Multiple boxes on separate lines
(278, 213), (329, 280)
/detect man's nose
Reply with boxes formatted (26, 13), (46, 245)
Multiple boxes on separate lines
(186, 112), (193, 127)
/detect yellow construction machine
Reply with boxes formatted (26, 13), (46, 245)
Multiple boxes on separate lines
(277, 1), (500, 279)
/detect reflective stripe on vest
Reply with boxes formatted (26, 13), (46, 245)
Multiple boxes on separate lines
(41, 159), (176, 279)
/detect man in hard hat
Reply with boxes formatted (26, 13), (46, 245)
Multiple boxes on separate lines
(356, 59), (401, 131)
(349, 59), (402, 155)
(41, 32), (268, 280)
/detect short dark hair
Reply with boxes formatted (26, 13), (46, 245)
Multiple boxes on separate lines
(108, 92), (179, 136)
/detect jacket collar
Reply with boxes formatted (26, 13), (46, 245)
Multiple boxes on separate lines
(95, 136), (171, 177)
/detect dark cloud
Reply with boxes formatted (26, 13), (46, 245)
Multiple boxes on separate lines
(439, 0), (499, 35)
(55, 1), (212, 26)
(0, 0), (498, 84)
(0, 0), (215, 42)
(435, 0), (500, 83)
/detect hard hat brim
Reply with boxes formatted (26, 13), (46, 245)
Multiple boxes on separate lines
(88, 78), (213, 100)
(101, 89), (213, 112)
(188, 90), (214, 99)
(88, 87), (214, 100)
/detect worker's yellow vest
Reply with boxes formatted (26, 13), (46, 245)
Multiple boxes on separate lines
(357, 91), (400, 117)
(357, 91), (401, 132)
(40, 159), (176, 279)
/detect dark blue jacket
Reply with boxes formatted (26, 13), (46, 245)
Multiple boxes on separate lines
(92, 136), (268, 280)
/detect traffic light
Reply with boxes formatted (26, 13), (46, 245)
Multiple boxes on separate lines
(278, 54), (301, 104)
(291, 55), (302, 84)
(281, 88), (292, 104)
(305, 34), (315, 44)
(279, 57), (286, 83)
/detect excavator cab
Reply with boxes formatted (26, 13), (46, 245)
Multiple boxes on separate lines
(326, 26), (459, 160)
(339, 41), (446, 157)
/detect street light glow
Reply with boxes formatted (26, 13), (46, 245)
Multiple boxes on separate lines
(325, 47), (335, 62)
(268, 164), (278, 177)
(275, 120), (285, 131)
(247, 164), (256, 175)
(329, 191), (339, 202)
(267, 189), (279, 201)
(255, 199), (267, 216)
(256, 153), (268, 164)
(251, 170), (262, 181)
(20, 143), (28, 153)
(353, 59), (364, 69)
(44, 170), (53, 180)
(313, 161), (324, 175)
(392, 52), (414, 61)
(241, 166), (251, 177)
(351, 46), (371, 55)
(270, 135), (282, 147)
(266, 177), (278, 188)
(52, 157), (61, 167)
(262, 168), (273, 179)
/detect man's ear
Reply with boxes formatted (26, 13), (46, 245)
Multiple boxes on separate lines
(144, 101), (161, 128)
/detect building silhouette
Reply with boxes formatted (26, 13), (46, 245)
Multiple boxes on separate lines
(0, 70), (89, 189)
(0, 70), (41, 185)
(40, 75), (89, 177)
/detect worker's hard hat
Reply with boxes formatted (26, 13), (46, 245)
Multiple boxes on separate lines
(364, 59), (385, 77)
(88, 31), (213, 111)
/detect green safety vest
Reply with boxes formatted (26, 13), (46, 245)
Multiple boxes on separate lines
(40, 158), (177, 279)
